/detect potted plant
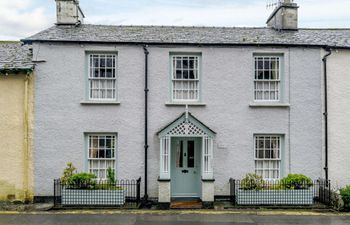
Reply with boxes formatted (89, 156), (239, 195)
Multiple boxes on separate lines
(61, 163), (125, 206)
(236, 173), (314, 205)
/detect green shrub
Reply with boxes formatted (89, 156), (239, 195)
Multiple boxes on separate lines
(107, 167), (116, 185)
(68, 173), (97, 189)
(61, 162), (77, 185)
(279, 174), (313, 190)
(340, 185), (350, 210)
(241, 173), (265, 190)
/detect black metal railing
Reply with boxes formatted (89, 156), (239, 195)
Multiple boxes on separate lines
(229, 178), (331, 206)
(54, 177), (141, 208)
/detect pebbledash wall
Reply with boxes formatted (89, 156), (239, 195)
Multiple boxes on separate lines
(32, 42), (323, 198)
(328, 49), (350, 189)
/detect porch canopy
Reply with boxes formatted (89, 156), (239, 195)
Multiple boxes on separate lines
(157, 110), (216, 180)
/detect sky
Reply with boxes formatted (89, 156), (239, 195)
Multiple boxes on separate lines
(0, 0), (349, 40)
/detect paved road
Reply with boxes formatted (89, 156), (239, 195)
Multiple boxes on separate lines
(0, 212), (349, 225)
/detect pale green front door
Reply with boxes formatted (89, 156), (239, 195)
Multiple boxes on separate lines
(171, 137), (201, 198)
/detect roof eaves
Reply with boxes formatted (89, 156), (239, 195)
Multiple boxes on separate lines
(21, 38), (347, 49)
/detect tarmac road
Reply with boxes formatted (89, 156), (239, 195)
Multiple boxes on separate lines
(0, 211), (350, 225)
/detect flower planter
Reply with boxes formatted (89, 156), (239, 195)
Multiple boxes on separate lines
(236, 189), (313, 205)
(62, 188), (125, 206)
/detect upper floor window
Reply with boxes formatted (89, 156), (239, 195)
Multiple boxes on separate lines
(87, 134), (117, 180)
(255, 135), (281, 180)
(254, 56), (281, 101)
(171, 55), (200, 102)
(88, 54), (117, 100)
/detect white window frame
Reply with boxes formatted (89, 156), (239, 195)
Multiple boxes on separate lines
(254, 135), (281, 180)
(170, 55), (200, 102)
(159, 136), (171, 179)
(87, 134), (117, 180)
(202, 136), (213, 180)
(88, 53), (117, 101)
(254, 56), (281, 102)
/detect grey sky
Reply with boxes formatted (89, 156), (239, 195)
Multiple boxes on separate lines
(0, 0), (349, 40)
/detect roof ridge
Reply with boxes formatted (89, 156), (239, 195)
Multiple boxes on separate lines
(80, 24), (269, 29)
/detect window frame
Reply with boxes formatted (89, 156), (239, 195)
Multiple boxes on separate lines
(253, 55), (282, 102)
(86, 133), (117, 180)
(86, 52), (118, 101)
(254, 134), (282, 181)
(170, 54), (201, 103)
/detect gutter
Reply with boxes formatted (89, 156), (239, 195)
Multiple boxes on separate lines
(322, 47), (332, 183)
(21, 39), (350, 50)
(143, 45), (149, 202)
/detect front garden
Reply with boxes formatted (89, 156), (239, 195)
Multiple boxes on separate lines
(230, 173), (329, 206)
(54, 163), (141, 208)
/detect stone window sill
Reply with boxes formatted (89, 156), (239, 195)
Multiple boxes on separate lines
(165, 102), (206, 106)
(80, 100), (121, 105)
(249, 102), (290, 108)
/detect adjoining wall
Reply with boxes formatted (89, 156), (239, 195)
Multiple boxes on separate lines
(0, 73), (34, 202)
(327, 49), (350, 189)
(32, 42), (323, 198)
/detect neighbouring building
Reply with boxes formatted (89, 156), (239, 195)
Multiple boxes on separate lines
(327, 49), (350, 189)
(0, 42), (34, 202)
(22, 0), (350, 207)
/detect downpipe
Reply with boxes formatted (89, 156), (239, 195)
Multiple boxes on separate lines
(142, 45), (151, 207)
(322, 47), (332, 183)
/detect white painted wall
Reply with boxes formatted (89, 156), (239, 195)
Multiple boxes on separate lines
(32, 42), (323, 197)
(328, 49), (350, 189)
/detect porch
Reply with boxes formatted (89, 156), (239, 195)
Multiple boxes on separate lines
(157, 110), (216, 208)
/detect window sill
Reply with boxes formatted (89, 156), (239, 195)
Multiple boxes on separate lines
(249, 102), (290, 108)
(80, 100), (121, 105)
(165, 102), (206, 106)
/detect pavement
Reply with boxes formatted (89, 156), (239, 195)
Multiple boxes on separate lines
(0, 210), (350, 225)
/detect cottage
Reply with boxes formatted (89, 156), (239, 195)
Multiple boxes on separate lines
(0, 42), (34, 202)
(22, 0), (350, 207)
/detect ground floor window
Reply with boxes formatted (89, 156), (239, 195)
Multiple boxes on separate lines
(87, 134), (116, 180)
(254, 135), (281, 180)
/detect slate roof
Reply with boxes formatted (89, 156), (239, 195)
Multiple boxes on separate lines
(23, 24), (350, 48)
(0, 42), (34, 71)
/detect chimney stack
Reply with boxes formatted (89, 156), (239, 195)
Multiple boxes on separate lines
(55, 0), (85, 25)
(266, 0), (299, 30)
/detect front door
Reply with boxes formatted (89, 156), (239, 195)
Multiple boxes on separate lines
(171, 137), (201, 198)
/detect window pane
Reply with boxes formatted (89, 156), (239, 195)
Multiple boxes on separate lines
(176, 141), (183, 168)
(187, 141), (195, 168)
(183, 70), (189, 79)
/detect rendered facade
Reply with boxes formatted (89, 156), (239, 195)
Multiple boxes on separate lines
(0, 42), (34, 202)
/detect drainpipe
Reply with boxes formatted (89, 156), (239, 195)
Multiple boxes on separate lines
(143, 45), (149, 201)
(23, 73), (30, 202)
(322, 47), (332, 183)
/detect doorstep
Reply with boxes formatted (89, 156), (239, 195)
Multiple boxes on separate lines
(170, 199), (203, 209)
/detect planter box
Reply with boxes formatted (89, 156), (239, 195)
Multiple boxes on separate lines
(62, 189), (125, 206)
(236, 189), (313, 205)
